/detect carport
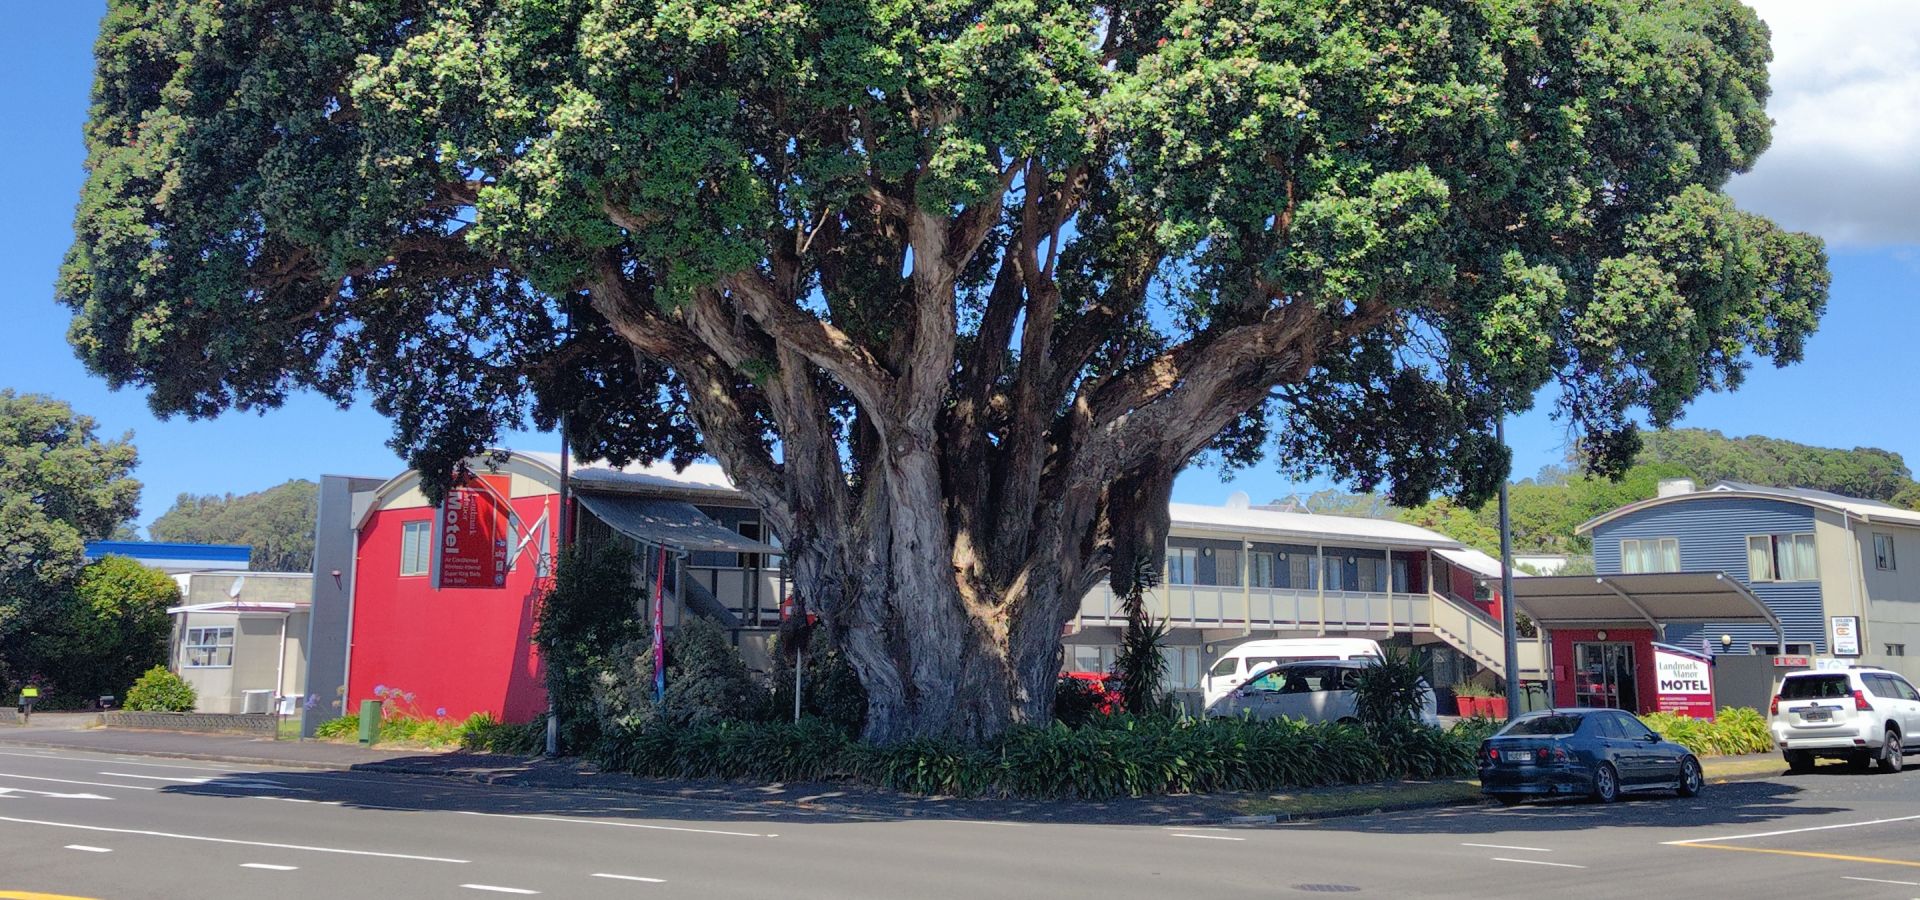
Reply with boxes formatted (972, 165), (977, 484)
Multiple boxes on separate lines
(1510, 573), (1785, 714)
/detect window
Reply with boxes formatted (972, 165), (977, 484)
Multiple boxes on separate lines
(1620, 538), (1681, 573)
(1751, 643), (1816, 657)
(1249, 551), (1278, 588)
(1875, 533), (1897, 571)
(737, 520), (763, 569)
(1887, 644), (1907, 657)
(1778, 674), (1852, 700)
(1894, 677), (1920, 703)
(1748, 533), (1818, 582)
(183, 627), (235, 668)
(1158, 646), (1203, 689)
(400, 520), (432, 576)
(1167, 547), (1200, 585)
(1208, 656), (1239, 678)
(1214, 547), (1242, 587)
(1866, 673), (1904, 700)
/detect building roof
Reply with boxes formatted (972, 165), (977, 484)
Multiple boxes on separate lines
(1434, 546), (1509, 579)
(1510, 572), (1784, 640)
(85, 541), (251, 573)
(1167, 502), (1466, 549)
(512, 450), (740, 497)
(1578, 479), (1920, 533)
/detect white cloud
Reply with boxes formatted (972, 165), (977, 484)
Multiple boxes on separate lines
(1725, 1), (1920, 247)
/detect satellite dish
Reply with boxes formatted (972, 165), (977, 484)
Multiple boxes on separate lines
(1225, 490), (1251, 510)
(227, 576), (246, 599)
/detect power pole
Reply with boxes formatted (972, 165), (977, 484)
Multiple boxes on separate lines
(1497, 417), (1522, 720)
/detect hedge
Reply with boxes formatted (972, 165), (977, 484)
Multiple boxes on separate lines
(1643, 708), (1774, 757)
(593, 715), (1484, 800)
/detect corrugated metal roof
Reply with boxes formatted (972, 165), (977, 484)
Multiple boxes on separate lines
(1435, 546), (1508, 579)
(574, 493), (779, 554)
(515, 450), (738, 495)
(1168, 502), (1465, 549)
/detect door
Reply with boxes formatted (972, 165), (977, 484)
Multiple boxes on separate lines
(1869, 674), (1920, 742)
(1611, 711), (1675, 786)
(1234, 667), (1289, 720)
(1270, 665), (1332, 722)
(1891, 676), (1920, 742)
(1574, 643), (1639, 711)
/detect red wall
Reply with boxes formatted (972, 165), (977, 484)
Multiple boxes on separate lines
(1548, 628), (1658, 715)
(347, 492), (557, 723)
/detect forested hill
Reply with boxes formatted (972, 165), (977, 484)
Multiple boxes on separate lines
(1279, 429), (1920, 565)
(148, 479), (318, 572)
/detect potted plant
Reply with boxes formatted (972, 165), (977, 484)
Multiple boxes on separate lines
(1451, 681), (1487, 717)
(1482, 689), (1510, 719)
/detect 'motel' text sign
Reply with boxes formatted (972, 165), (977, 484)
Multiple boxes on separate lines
(1653, 645), (1716, 721)
(435, 473), (512, 590)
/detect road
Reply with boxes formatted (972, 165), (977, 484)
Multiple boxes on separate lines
(3, 746), (1920, 898)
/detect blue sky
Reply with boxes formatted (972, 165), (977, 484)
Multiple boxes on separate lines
(3, 3), (1916, 531)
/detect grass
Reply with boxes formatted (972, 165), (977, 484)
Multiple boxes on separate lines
(311, 711), (508, 749)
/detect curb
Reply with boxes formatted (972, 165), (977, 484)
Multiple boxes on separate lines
(1180, 790), (1486, 826)
(0, 736), (371, 771)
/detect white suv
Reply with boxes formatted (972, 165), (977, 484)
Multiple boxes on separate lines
(1770, 667), (1920, 773)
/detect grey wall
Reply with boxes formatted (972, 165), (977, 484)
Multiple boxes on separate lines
(302, 474), (385, 736)
(1713, 654), (1789, 714)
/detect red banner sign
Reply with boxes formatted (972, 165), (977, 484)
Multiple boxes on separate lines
(434, 473), (512, 590)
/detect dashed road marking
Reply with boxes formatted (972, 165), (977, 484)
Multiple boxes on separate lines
(453, 810), (770, 838)
(460, 886), (539, 895)
(63, 845), (111, 853)
(0, 773), (152, 791)
(1170, 833), (1246, 841)
(1664, 814), (1920, 845)
(240, 864), (299, 871)
(591, 874), (666, 883)
(1462, 843), (1552, 853)
(97, 772), (211, 784)
(1843, 876), (1920, 887)
(0, 815), (470, 863)
(1491, 857), (1585, 869)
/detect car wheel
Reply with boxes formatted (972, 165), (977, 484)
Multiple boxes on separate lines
(1492, 793), (1526, 807)
(1676, 756), (1704, 797)
(1880, 730), (1904, 773)
(1784, 750), (1814, 773)
(1592, 762), (1620, 803)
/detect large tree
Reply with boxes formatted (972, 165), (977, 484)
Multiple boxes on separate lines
(150, 479), (319, 572)
(22, 556), (178, 704)
(0, 390), (141, 689)
(61, 0), (1827, 741)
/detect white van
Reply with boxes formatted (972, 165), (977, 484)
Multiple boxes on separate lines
(1202, 638), (1385, 706)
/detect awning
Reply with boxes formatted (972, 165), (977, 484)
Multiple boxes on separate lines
(1509, 572), (1785, 642)
(574, 493), (780, 555)
(167, 601), (305, 616)
(1434, 546), (1506, 580)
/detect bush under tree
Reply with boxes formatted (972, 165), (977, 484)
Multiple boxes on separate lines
(123, 666), (196, 712)
(533, 543), (650, 754)
(23, 556), (177, 706)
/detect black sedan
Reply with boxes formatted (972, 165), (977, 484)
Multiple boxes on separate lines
(1479, 708), (1704, 805)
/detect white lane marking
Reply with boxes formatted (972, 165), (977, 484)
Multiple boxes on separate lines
(1170, 833), (1246, 841)
(1843, 876), (1920, 887)
(0, 773), (152, 791)
(64, 845), (112, 853)
(454, 810), (770, 838)
(461, 886), (539, 895)
(592, 874), (666, 883)
(1664, 814), (1920, 845)
(241, 863), (299, 871)
(946, 820), (1033, 827)
(0, 815), (469, 863)
(1462, 842), (1553, 853)
(0, 787), (111, 800)
(98, 772), (212, 783)
(1492, 857), (1585, 869)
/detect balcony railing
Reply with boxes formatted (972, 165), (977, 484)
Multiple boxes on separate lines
(1076, 582), (1431, 632)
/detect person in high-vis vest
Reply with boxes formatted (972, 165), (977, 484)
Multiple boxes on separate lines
(18, 685), (38, 724)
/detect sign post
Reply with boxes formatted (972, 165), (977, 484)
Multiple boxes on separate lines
(652, 545), (667, 704)
(1652, 643), (1716, 720)
(1831, 615), (1861, 657)
(433, 473), (513, 590)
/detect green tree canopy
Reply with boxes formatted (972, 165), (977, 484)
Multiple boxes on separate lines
(61, 0), (1827, 741)
(149, 479), (319, 572)
(1639, 429), (1916, 502)
(23, 556), (178, 704)
(0, 390), (141, 690)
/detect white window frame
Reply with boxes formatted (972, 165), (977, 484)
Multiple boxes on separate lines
(400, 520), (433, 577)
(1619, 537), (1681, 574)
(1748, 532), (1819, 582)
(1874, 533), (1896, 571)
(183, 626), (235, 668)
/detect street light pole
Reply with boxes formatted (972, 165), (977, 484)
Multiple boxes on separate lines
(1497, 417), (1522, 720)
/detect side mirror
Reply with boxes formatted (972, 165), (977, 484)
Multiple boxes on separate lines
(1644, 732), (1661, 742)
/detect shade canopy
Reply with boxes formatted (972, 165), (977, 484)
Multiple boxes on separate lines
(574, 493), (780, 555)
(1509, 572), (1785, 642)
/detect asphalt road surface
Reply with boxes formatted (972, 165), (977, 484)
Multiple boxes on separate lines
(4, 746), (1920, 899)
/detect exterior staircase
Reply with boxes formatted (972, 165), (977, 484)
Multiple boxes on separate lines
(1428, 588), (1545, 680)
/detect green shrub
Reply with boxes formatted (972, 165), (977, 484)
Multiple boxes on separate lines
(535, 544), (650, 754)
(1051, 675), (1108, 728)
(314, 715), (358, 740)
(460, 713), (545, 755)
(1644, 708), (1773, 756)
(769, 647), (868, 735)
(595, 617), (764, 733)
(1352, 649), (1428, 732)
(122, 666), (196, 712)
(592, 714), (1481, 800)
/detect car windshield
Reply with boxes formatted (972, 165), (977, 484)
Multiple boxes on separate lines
(1498, 714), (1583, 736)
(1780, 674), (1852, 700)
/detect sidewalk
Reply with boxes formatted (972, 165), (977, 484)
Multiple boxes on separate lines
(0, 723), (1790, 825)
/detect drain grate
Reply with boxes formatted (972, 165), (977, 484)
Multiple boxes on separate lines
(1291, 886), (1362, 894)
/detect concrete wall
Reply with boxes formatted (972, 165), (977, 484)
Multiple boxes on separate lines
(303, 475), (387, 735)
(1853, 520), (1920, 683)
